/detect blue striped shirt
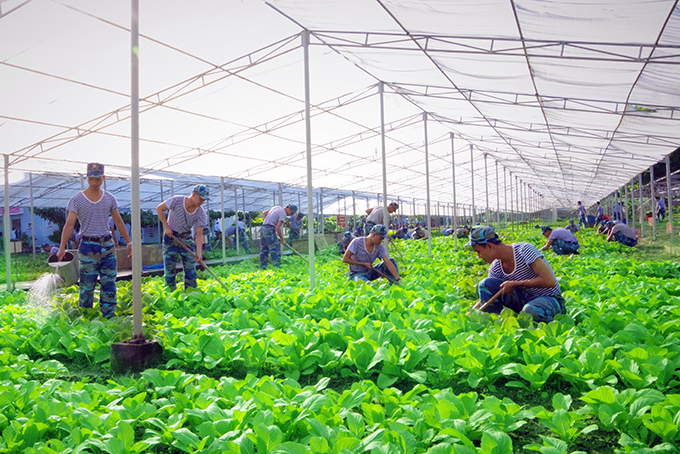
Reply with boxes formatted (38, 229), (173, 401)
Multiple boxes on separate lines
(66, 191), (118, 237)
(164, 196), (208, 233)
(488, 242), (561, 299)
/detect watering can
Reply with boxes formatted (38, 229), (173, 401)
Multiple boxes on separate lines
(48, 252), (79, 287)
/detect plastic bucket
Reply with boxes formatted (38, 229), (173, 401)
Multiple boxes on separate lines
(48, 252), (79, 287)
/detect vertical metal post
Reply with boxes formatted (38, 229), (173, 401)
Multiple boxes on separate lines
(484, 154), (489, 226)
(504, 167), (508, 231)
(130, 0), (142, 338)
(170, 180), (174, 197)
(450, 133), (457, 249)
(4, 155), (12, 293)
(630, 180), (635, 232)
(352, 190), (356, 231)
(470, 144), (476, 224)
(235, 188), (240, 254)
(624, 183), (629, 224)
(158, 182), (163, 245)
(29, 172), (36, 260)
(379, 82), (389, 247)
(320, 187), (324, 234)
(302, 31), (315, 289)
(220, 178), (225, 264)
(666, 155), (673, 253)
(651, 165), (656, 240)
(509, 172), (514, 231)
(495, 161), (500, 229)
(278, 183), (283, 255)
(423, 112), (432, 257)
(639, 174), (644, 238)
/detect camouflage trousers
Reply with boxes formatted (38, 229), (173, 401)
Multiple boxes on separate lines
(163, 233), (197, 291)
(78, 237), (118, 318)
(260, 225), (281, 269)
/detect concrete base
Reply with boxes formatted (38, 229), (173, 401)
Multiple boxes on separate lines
(111, 340), (163, 373)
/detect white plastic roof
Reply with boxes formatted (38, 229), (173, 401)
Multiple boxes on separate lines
(1, 0), (679, 211)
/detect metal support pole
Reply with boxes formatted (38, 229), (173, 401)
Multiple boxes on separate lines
(319, 187), (324, 234)
(630, 179), (635, 233)
(278, 183), (283, 255)
(484, 153), (489, 226)
(510, 172), (514, 231)
(379, 82), (388, 247)
(666, 155), (673, 253)
(29, 172), (36, 260)
(495, 161), (500, 229)
(352, 190), (356, 231)
(130, 0), (142, 338)
(639, 174), (644, 239)
(423, 112), (432, 257)
(4, 155), (12, 293)
(220, 178), (225, 264)
(302, 30), (315, 289)
(450, 134), (457, 249)
(504, 167), (508, 231)
(158, 182), (163, 245)
(470, 144), (476, 224)
(651, 165), (656, 240)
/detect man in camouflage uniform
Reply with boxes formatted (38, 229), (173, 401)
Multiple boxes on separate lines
(260, 204), (297, 269)
(57, 163), (132, 318)
(156, 185), (209, 291)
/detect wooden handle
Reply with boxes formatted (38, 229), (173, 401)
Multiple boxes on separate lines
(477, 288), (504, 312)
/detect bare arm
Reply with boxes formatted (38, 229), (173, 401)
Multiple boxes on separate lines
(381, 255), (401, 282)
(195, 226), (204, 262)
(156, 202), (172, 237)
(365, 208), (373, 215)
(57, 211), (78, 260)
(276, 220), (285, 243)
(342, 249), (372, 269)
(539, 239), (553, 251)
(500, 257), (557, 294)
(110, 226), (119, 246)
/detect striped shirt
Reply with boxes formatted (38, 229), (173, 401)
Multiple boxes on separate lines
(66, 191), (118, 237)
(347, 237), (387, 274)
(263, 206), (286, 227)
(164, 195), (208, 233)
(488, 242), (561, 299)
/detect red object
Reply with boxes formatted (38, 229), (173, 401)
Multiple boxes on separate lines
(603, 215), (610, 221)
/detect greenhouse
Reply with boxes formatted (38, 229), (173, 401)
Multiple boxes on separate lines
(1, 0), (680, 452)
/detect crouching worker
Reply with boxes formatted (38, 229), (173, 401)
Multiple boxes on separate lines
(337, 232), (352, 254)
(607, 221), (637, 247)
(467, 225), (566, 323)
(537, 225), (580, 255)
(342, 224), (402, 284)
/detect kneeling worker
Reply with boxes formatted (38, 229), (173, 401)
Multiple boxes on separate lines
(467, 225), (565, 323)
(537, 225), (580, 255)
(607, 221), (637, 247)
(456, 225), (471, 239)
(342, 224), (402, 284)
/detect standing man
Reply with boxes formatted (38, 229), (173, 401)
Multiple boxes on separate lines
(342, 224), (401, 284)
(537, 225), (580, 255)
(611, 202), (622, 222)
(156, 185), (209, 291)
(573, 201), (588, 229)
(467, 225), (565, 323)
(655, 196), (666, 221)
(57, 163), (132, 319)
(260, 204), (297, 269)
(288, 212), (304, 245)
(594, 201), (604, 227)
(365, 202), (399, 235)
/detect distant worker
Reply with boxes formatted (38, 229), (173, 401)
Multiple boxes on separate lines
(597, 221), (610, 235)
(225, 217), (250, 253)
(411, 226), (429, 240)
(607, 221), (637, 247)
(288, 212), (304, 244)
(611, 202), (622, 222)
(365, 202), (399, 235)
(455, 225), (471, 239)
(565, 219), (579, 234)
(537, 225), (580, 255)
(467, 225), (565, 323)
(342, 224), (401, 284)
(656, 196), (666, 221)
(573, 201), (587, 229)
(157, 184), (209, 291)
(42, 243), (59, 255)
(337, 231), (353, 254)
(594, 201), (604, 227)
(260, 204), (297, 269)
(57, 163), (132, 319)
(391, 226), (408, 240)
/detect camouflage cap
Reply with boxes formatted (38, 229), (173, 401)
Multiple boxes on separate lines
(87, 162), (104, 177)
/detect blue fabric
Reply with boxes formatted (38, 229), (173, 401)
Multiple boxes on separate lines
(578, 214), (588, 228)
(594, 215), (603, 226)
(551, 239), (580, 255)
(477, 277), (565, 323)
(364, 221), (376, 236)
(288, 228), (300, 246)
(232, 227), (250, 253)
(260, 225), (282, 268)
(657, 209), (666, 221)
(614, 231), (637, 247)
(163, 233), (197, 291)
(349, 257), (399, 283)
(78, 237), (118, 318)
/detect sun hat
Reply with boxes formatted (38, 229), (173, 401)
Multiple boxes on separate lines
(288, 204), (298, 214)
(344, 232), (352, 238)
(465, 225), (499, 247)
(192, 184), (210, 200)
(370, 224), (388, 238)
(86, 162), (104, 178)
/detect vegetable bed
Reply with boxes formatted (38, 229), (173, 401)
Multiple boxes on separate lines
(1, 228), (679, 454)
